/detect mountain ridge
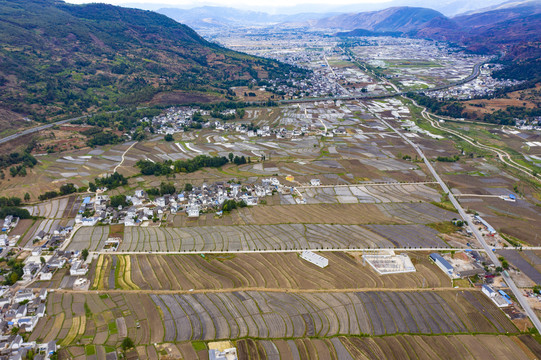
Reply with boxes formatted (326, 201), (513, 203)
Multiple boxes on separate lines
(0, 0), (300, 120)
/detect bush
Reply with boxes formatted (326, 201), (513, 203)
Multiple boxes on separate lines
(121, 337), (134, 351)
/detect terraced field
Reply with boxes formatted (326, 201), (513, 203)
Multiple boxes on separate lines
(297, 183), (440, 204)
(365, 224), (448, 248)
(170, 203), (398, 227)
(235, 334), (541, 360)
(377, 202), (458, 224)
(67, 226), (110, 251)
(32, 290), (517, 350)
(24, 197), (70, 218)
(150, 290), (517, 341)
(69, 223), (452, 252)
(90, 252), (451, 291)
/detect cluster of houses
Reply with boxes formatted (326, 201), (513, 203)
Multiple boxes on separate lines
(23, 249), (88, 283)
(74, 178), (283, 228)
(515, 118), (541, 130)
(0, 288), (56, 359)
(1, 217), (19, 233)
(429, 65), (523, 100)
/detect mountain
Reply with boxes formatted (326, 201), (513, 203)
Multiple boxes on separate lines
(330, 2), (541, 61)
(156, 6), (337, 29)
(313, 7), (448, 32)
(0, 0), (301, 120)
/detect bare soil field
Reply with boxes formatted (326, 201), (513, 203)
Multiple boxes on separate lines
(37, 290), (517, 350)
(169, 203), (398, 227)
(463, 84), (540, 116)
(56, 333), (541, 360)
(239, 334), (541, 360)
(90, 252), (451, 291)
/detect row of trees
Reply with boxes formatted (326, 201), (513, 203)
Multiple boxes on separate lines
(0, 196), (31, 220)
(89, 172), (128, 191)
(136, 155), (229, 176)
(38, 183), (82, 201)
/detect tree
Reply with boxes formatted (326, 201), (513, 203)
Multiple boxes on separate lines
(121, 337), (134, 351)
(184, 183), (193, 192)
(159, 182), (175, 195)
(164, 134), (174, 142)
(24, 193), (30, 202)
(110, 195), (128, 208)
(40, 257), (45, 265)
(228, 153), (234, 163)
(82, 248), (89, 261)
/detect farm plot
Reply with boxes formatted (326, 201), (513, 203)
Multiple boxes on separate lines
(34, 290), (515, 347)
(68, 226), (110, 251)
(20, 218), (63, 247)
(112, 224), (398, 252)
(296, 183), (440, 204)
(91, 252), (451, 291)
(236, 334), (538, 360)
(150, 290), (516, 341)
(497, 250), (541, 284)
(365, 224), (448, 248)
(377, 202), (458, 224)
(171, 203), (398, 227)
(24, 197), (69, 218)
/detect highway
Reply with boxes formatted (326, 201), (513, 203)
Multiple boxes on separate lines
(0, 108), (132, 145)
(0, 115), (88, 145)
(365, 102), (541, 334)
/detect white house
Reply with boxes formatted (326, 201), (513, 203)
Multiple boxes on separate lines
(209, 348), (237, 360)
(36, 303), (46, 318)
(14, 290), (34, 303)
(482, 285), (509, 307)
(0, 234), (7, 247)
(187, 205), (200, 218)
(429, 253), (456, 278)
(39, 271), (53, 281)
(70, 260), (88, 276)
(242, 196), (258, 206)
(10, 335), (23, 350)
(155, 197), (166, 207)
(310, 179), (321, 186)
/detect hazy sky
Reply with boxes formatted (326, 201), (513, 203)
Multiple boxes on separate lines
(65, 0), (391, 9)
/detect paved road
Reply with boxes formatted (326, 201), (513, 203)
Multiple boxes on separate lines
(417, 104), (539, 181)
(0, 108), (131, 145)
(367, 102), (541, 334)
(91, 248), (472, 255)
(0, 115), (87, 145)
(48, 287), (466, 294)
(279, 56), (485, 105)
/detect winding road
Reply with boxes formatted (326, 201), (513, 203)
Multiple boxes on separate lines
(359, 100), (541, 334)
(411, 98), (539, 181)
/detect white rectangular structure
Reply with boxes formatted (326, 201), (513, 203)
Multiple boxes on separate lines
(364, 253), (416, 275)
(300, 251), (328, 268)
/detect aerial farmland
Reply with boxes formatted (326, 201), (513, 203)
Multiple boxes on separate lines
(0, 24), (540, 360)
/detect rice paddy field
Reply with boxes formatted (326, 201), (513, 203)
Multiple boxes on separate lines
(89, 252), (452, 291)
(33, 290), (518, 351)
